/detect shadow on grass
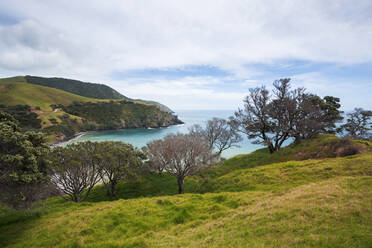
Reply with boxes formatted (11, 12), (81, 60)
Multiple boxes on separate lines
(85, 172), (181, 203)
(0, 207), (44, 247)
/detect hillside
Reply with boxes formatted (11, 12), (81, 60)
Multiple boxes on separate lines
(0, 137), (371, 248)
(0, 76), (182, 142)
(25, 75), (127, 100)
(24, 75), (174, 113)
(0, 77), (100, 110)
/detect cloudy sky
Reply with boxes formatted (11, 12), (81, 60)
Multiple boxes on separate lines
(0, 0), (371, 110)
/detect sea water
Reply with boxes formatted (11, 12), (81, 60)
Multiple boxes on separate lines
(65, 109), (263, 158)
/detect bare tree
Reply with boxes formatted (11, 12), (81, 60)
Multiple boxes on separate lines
(49, 142), (101, 202)
(98, 141), (145, 197)
(189, 117), (242, 159)
(341, 108), (372, 139)
(142, 139), (168, 174)
(143, 133), (212, 194)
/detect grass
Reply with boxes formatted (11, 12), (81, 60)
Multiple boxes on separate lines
(213, 134), (372, 176)
(0, 76), (115, 142)
(0, 77), (103, 111)
(0, 145), (371, 247)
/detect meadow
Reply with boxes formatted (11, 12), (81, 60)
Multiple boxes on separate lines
(1, 135), (371, 248)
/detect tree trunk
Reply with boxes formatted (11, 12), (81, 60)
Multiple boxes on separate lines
(294, 135), (302, 145)
(177, 177), (184, 194)
(110, 182), (116, 196)
(268, 143), (275, 154)
(73, 193), (80, 202)
(106, 185), (111, 196)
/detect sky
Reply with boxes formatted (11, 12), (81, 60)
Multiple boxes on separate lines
(0, 0), (371, 111)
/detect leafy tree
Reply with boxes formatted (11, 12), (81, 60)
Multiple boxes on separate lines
(0, 104), (41, 130)
(322, 96), (344, 132)
(97, 141), (145, 197)
(143, 133), (212, 194)
(49, 142), (101, 202)
(341, 108), (372, 139)
(234, 79), (300, 153)
(234, 78), (343, 153)
(292, 94), (343, 143)
(0, 111), (50, 209)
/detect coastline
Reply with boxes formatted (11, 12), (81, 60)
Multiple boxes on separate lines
(49, 122), (185, 148)
(50, 131), (91, 148)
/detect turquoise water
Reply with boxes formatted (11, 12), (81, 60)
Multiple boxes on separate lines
(66, 109), (263, 158)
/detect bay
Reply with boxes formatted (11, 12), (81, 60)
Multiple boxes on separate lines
(65, 109), (263, 158)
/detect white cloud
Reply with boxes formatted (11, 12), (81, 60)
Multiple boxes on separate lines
(0, 0), (371, 109)
(108, 76), (248, 110)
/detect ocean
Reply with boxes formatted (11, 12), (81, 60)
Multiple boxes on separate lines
(65, 109), (263, 158)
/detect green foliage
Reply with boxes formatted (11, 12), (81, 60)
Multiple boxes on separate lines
(0, 105), (41, 130)
(44, 114), (86, 140)
(25, 75), (127, 100)
(61, 101), (182, 129)
(97, 141), (145, 197)
(341, 108), (372, 139)
(87, 135), (372, 200)
(0, 111), (50, 209)
(49, 142), (101, 202)
(234, 78), (343, 153)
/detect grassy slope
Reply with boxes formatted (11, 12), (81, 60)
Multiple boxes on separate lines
(0, 77), (103, 111)
(1, 145), (371, 247)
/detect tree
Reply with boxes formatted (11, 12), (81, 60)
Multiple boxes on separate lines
(341, 108), (372, 139)
(268, 79), (304, 151)
(49, 142), (101, 202)
(142, 139), (168, 174)
(292, 94), (343, 143)
(189, 117), (242, 159)
(97, 141), (145, 197)
(233, 78), (343, 153)
(143, 133), (212, 194)
(0, 111), (51, 209)
(234, 79), (300, 153)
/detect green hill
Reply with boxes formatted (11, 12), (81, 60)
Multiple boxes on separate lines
(0, 136), (371, 248)
(25, 75), (127, 100)
(24, 75), (174, 113)
(0, 77), (101, 111)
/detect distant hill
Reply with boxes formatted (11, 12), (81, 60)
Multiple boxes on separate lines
(0, 76), (99, 110)
(0, 76), (182, 143)
(25, 75), (127, 100)
(132, 99), (174, 113)
(24, 75), (174, 113)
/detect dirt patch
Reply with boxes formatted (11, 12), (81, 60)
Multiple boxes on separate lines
(294, 138), (367, 160)
(31, 110), (44, 114)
